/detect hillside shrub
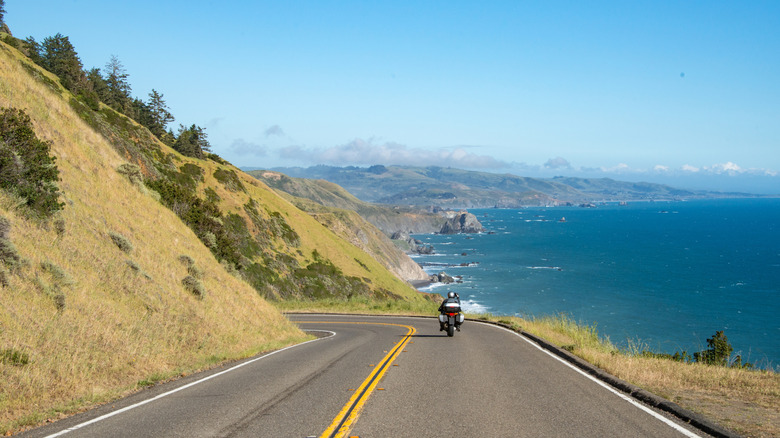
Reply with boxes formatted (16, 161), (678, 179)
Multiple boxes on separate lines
(54, 217), (66, 236)
(52, 288), (66, 311)
(0, 216), (23, 277)
(694, 330), (733, 366)
(109, 231), (133, 253)
(243, 200), (300, 247)
(207, 153), (227, 165)
(182, 275), (205, 299)
(40, 260), (73, 285)
(126, 259), (141, 272)
(178, 254), (195, 266)
(204, 187), (220, 204)
(2, 34), (19, 48)
(269, 211), (300, 247)
(117, 163), (143, 186)
(178, 254), (202, 279)
(180, 163), (204, 183)
(213, 168), (245, 192)
(125, 259), (151, 279)
(0, 107), (64, 217)
(0, 235), (21, 270)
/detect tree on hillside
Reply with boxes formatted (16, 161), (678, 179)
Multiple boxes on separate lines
(174, 124), (211, 159)
(103, 55), (132, 113)
(86, 67), (110, 103)
(39, 33), (88, 94)
(694, 330), (733, 366)
(129, 97), (153, 132)
(147, 89), (174, 141)
(22, 37), (44, 65)
(0, 0), (6, 26)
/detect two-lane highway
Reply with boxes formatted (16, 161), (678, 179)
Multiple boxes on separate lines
(22, 314), (708, 437)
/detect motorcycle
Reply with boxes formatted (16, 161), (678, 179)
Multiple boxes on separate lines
(439, 301), (465, 337)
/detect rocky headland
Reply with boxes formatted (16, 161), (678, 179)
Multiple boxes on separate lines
(393, 209), (485, 288)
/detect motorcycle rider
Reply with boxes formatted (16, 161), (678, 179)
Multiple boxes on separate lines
(438, 291), (463, 331)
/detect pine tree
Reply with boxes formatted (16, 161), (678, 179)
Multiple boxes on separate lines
(23, 37), (44, 65)
(86, 67), (110, 103)
(103, 55), (132, 113)
(129, 98), (153, 130)
(0, 0), (6, 26)
(147, 89), (174, 138)
(174, 124), (211, 159)
(40, 33), (87, 93)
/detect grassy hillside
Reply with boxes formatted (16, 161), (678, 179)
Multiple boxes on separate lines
(0, 36), (428, 433)
(249, 169), (445, 234)
(251, 172), (431, 283)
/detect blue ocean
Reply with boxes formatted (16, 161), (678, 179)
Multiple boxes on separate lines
(413, 198), (780, 369)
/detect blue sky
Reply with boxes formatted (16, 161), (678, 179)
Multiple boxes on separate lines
(6, 1), (780, 193)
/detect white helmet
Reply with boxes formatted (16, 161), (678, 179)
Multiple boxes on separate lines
(448, 291), (456, 298)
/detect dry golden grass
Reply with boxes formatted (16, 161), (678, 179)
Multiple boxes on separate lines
(0, 41), (309, 433)
(274, 294), (439, 316)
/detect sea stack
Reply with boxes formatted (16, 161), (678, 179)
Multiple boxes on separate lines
(440, 210), (485, 234)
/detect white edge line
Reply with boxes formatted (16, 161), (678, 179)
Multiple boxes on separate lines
(44, 332), (335, 438)
(480, 322), (701, 438)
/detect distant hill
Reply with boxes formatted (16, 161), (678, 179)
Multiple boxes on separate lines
(266, 165), (749, 208)
(247, 169), (445, 234)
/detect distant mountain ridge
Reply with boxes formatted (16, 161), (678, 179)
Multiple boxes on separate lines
(262, 165), (752, 208)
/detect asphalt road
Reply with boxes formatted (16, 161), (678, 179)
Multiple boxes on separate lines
(21, 314), (708, 437)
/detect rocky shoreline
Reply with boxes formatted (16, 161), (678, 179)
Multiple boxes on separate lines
(393, 210), (485, 290)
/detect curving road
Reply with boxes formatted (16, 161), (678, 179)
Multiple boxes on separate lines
(21, 314), (708, 437)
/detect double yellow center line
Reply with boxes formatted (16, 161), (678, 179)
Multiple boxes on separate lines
(301, 322), (416, 438)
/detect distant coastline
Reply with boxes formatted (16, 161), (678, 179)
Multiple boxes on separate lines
(409, 199), (780, 369)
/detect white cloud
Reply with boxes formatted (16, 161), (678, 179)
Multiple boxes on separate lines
(229, 139), (267, 157)
(681, 164), (700, 173)
(705, 161), (743, 175)
(653, 165), (670, 172)
(277, 138), (509, 169)
(600, 163), (634, 173)
(264, 125), (285, 137)
(544, 157), (572, 169)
